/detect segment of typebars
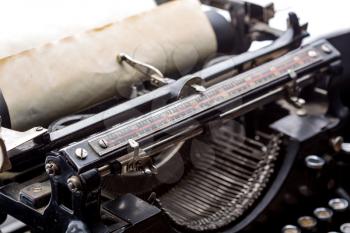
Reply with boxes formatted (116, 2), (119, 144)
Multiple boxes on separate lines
(158, 126), (281, 231)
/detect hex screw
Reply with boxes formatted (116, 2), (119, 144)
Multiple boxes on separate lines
(75, 148), (88, 160)
(45, 161), (59, 175)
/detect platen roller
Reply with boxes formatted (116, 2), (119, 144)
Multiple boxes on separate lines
(0, 0), (229, 130)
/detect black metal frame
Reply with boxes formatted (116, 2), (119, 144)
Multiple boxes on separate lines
(1, 10), (348, 233)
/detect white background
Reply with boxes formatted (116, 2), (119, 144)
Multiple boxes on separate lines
(0, 0), (348, 58)
(253, 0), (350, 41)
(0, 0), (348, 231)
(0, 0), (156, 57)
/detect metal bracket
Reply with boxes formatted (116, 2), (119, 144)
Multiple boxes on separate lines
(286, 69), (306, 109)
(177, 76), (207, 99)
(117, 53), (207, 97)
(191, 84), (207, 93)
(123, 139), (155, 174)
(1, 127), (47, 151)
(0, 126), (47, 172)
(128, 139), (142, 160)
(0, 138), (10, 172)
(117, 53), (171, 87)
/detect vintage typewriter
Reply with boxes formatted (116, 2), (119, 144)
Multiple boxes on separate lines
(0, 0), (349, 232)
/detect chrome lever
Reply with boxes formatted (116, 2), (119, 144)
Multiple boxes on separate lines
(117, 53), (169, 87)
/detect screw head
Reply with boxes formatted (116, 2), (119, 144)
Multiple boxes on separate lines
(321, 44), (332, 54)
(67, 176), (81, 193)
(36, 126), (44, 131)
(98, 139), (109, 149)
(75, 148), (88, 160)
(308, 50), (318, 58)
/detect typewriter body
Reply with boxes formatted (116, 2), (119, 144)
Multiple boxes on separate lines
(0, 1), (350, 233)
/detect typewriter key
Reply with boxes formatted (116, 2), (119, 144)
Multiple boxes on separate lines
(297, 216), (317, 230)
(314, 207), (333, 221)
(341, 223), (350, 233)
(329, 198), (349, 212)
(282, 225), (301, 233)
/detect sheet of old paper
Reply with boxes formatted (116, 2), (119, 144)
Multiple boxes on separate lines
(0, 0), (217, 130)
(0, 0), (156, 57)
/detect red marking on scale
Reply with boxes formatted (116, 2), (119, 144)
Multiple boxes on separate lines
(95, 49), (320, 150)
